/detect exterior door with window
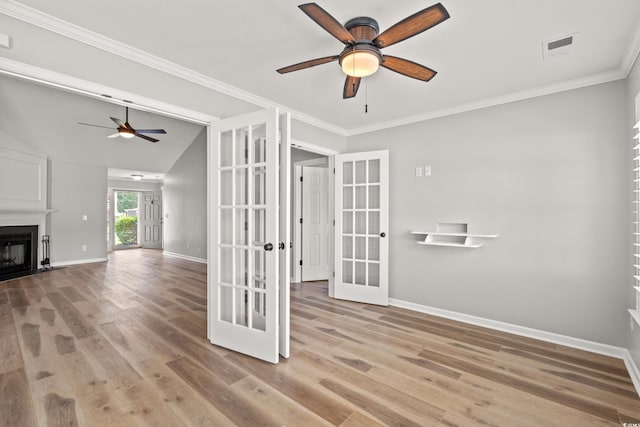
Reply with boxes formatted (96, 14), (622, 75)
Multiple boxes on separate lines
(209, 108), (289, 364)
(334, 150), (389, 305)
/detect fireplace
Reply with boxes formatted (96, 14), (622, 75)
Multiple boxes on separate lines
(0, 225), (39, 281)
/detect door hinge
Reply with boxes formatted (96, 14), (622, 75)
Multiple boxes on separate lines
(332, 271), (335, 278)
(244, 221), (248, 231)
(333, 168), (336, 174)
(299, 260), (303, 266)
(244, 148), (249, 160)
(300, 176), (303, 182)
(333, 219), (335, 226)
(299, 218), (303, 224)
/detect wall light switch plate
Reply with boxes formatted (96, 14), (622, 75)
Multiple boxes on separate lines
(424, 166), (432, 176)
(0, 34), (10, 49)
(415, 167), (423, 177)
(82, 215), (88, 221)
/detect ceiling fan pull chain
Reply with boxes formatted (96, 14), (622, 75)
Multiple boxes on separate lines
(365, 78), (368, 113)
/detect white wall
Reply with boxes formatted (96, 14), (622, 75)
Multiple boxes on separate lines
(347, 81), (629, 346)
(49, 160), (107, 264)
(163, 128), (207, 260)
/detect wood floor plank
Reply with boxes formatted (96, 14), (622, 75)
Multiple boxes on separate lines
(59, 348), (129, 423)
(47, 292), (96, 339)
(167, 356), (283, 427)
(225, 351), (355, 426)
(294, 349), (446, 425)
(232, 375), (332, 427)
(0, 334), (23, 374)
(0, 368), (38, 426)
(136, 356), (236, 426)
(127, 309), (246, 384)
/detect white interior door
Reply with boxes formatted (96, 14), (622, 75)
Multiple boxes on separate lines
(334, 150), (389, 306)
(302, 166), (330, 281)
(141, 192), (162, 249)
(209, 108), (282, 363)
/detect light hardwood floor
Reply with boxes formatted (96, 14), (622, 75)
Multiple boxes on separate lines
(1, 249), (639, 426)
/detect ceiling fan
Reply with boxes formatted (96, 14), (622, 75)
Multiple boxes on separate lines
(78, 106), (167, 143)
(277, 2), (450, 99)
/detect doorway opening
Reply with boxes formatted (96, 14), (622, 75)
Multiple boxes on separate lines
(108, 189), (164, 251)
(292, 150), (330, 283)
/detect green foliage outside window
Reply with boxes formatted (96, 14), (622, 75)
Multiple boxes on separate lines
(115, 216), (137, 245)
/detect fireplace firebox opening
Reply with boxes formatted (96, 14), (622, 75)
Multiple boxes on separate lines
(0, 225), (39, 282)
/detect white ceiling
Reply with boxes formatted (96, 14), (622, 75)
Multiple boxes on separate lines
(8, 0), (640, 133)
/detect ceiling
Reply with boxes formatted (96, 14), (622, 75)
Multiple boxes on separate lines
(6, 0), (640, 133)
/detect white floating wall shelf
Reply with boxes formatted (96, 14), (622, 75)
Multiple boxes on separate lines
(411, 222), (498, 248)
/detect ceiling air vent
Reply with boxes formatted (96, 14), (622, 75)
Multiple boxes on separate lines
(542, 34), (576, 59)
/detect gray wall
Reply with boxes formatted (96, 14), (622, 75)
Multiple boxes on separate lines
(347, 81), (629, 346)
(292, 119), (347, 153)
(163, 128), (207, 260)
(49, 160), (108, 264)
(627, 55), (640, 367)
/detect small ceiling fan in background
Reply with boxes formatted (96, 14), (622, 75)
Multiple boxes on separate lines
(277, 2), (450, 99)
(78, 106), (167, 143)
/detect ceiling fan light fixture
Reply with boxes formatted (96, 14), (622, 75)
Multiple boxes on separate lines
(340, 49), (380, 77)
(119, 128), (135, 139)
(131, 174), (143, 181)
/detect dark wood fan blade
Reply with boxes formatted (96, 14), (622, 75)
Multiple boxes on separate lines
(380, 55), (437, 81)
(135, 129), (167, 134)
(373, 3), (450, 48)
(343, 75), (361, 99)
(78, 122), (114, 130)
(299, 3), (355, 45)
(110, 117), (125, 127)
(134, 132), (159, 143)
(277, 55), (339, 74)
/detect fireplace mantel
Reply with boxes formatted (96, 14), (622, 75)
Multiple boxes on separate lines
(0, 208), (56, 214)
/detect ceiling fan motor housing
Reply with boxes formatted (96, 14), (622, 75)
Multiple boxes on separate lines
(344, 16), (379, 40)
(340, 16), (384, 67)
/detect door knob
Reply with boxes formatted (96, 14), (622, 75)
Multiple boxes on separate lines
(264, 243), (274, 251)
(278, 242), (285, 250)
(380, 232), (386, 238)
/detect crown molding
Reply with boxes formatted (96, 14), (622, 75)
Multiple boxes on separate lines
(347, 69), (627, 136)
(0, 56), (216, 125)
(0, 0), (348, 137)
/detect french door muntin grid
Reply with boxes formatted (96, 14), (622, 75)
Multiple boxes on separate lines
(342, 158), (381, 287)
(218, 125), (268, 331)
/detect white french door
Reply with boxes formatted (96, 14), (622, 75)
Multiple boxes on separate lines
(334, 150), (389, 306)
(209, 108), (290, 363)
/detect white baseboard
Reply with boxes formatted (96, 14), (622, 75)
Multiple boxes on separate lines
(50, 257), (107, 267)
(163, 251), (207, 264)
(389, 298), (640, 397)
(622, 349), (640, 397)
